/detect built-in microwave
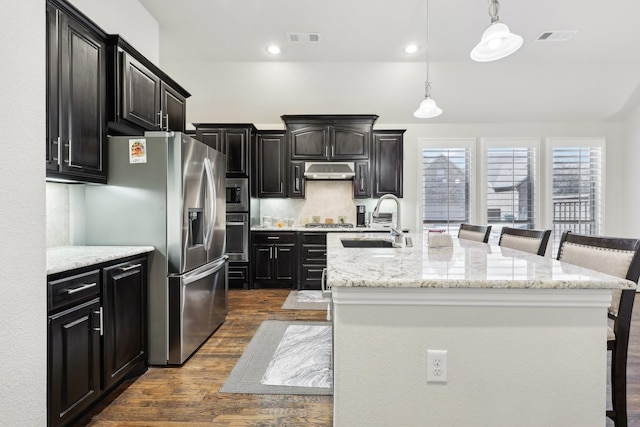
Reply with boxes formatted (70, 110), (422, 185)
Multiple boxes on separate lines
(226, 178), (248, 212)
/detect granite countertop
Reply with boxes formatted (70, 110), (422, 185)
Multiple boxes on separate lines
(47, 246), (155, 275)
(326, 232), (637, 290)
(251, 225), (395, 232)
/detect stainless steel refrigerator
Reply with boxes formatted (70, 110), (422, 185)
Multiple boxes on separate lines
(84, 131), (227, 365)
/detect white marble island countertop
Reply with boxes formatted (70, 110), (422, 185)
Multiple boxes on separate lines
(326, 232), (637, 290)
(47, 246), (154, 275)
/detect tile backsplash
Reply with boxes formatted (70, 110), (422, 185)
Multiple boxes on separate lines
(46, 183), (70, 248)
(259, 180), (378, 226)
(46, 182), (86, 248)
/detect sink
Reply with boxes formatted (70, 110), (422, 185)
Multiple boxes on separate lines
(341, 238), (396, 248)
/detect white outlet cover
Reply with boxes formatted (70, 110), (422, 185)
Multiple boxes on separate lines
(427, 349), (448, 383)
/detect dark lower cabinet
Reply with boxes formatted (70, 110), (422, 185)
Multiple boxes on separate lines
(228, 262), (250, 289)
(48, 254), (149, 427)
(102, 258), (147, 391)
(251, 232), (298, 288)
(299, 232), (327, 290)
(48, 298), (101, 427)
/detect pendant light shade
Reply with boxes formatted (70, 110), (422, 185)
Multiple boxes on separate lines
(471, 0), (522, 62)
(413, 0), (442, 119)
(414, 90), (443, 118)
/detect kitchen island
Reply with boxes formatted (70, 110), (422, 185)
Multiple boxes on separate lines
(326, 232), (636, 427)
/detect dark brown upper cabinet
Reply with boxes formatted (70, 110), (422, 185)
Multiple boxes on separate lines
(193, 124), (257, 178)
(256, 131), (287, 198)
(372, 130), (405, 198)
(282, 115), (378, 162)
(353, 160), (371, 199)
(107, 36), (189, 135)
(46, 0), (107, 184)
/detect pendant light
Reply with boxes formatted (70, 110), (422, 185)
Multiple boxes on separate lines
(413, 0), (442, 118)
(470, 0), (522, 62)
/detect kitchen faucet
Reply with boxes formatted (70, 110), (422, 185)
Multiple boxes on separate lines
(372, 194), (403, 245)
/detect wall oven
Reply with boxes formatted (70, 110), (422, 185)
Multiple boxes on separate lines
(226, 178), (248, 212)
(226, 213), (249, 261)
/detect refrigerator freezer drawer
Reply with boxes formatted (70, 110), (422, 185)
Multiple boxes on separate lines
(167, 257), (228, 365)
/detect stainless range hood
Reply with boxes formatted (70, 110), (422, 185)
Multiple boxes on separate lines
(304, 162), (355, 180)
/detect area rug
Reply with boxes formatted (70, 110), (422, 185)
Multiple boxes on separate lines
(281, 290), (331, 310)
(220, 320), (333, 395)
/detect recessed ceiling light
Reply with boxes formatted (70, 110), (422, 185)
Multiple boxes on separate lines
(266, 45), (281, 55)
(404, 44), (419, 54)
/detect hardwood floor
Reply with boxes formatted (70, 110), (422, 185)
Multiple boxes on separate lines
(79, 289), (640, 426)
(81, 289), (332, 426)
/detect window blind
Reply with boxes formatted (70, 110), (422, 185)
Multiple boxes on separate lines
(551, 147), (602, 248)
(485, 147), (536, 239)
(422, 148), (471, 234)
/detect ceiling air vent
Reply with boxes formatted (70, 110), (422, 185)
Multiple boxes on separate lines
(535, 31), (578, 42)
(287, 32), (321, 43)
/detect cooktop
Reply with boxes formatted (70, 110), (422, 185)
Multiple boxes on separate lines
(304, 223), (354, 228)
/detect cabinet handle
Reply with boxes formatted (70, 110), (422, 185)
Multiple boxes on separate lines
(157, 110), (163, 129)
(269, 247), (273, 259)
(93, 307), (103, 336)
(331, 144), (335, 158)
(275, 247), (278, 260)
(280, 183), (283, 193)
(65, 140), (81, 168)
(164, 114), (169, 131)
(67, 282), (97, 294)
(120, 263), (142, 271)
(267, 236), (280, 240)
(52, 137), (60, 162)
(325, 145), (328, 158)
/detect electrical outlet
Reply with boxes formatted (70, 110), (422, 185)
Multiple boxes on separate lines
(427, 349), (448, 383)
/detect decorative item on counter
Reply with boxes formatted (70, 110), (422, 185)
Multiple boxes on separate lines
(284, 218), (294, 227)
(262, 216), (272, 227)
(312, 216), (321, 224)
(325, 218), (334, 224)
(300, 217), (308, 225)
(428, 231), (453, 248)
(338, 215), (347, 224)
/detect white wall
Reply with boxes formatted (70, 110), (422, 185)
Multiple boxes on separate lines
(0, 1), (47, 425)
(163, 58), (631, 237)
(623, 103), (640, 237)
(68, 0), (159, 64)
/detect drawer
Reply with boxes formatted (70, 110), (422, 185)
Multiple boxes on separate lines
(253, 232), (297, 245)
(228, 264), (249, 280)
(48, 269), (101, 313)
(301, 232), (326, 245)
(301, 264), (325, 281)
(302, 247), (327, 263)
(300, 265), (324, 290)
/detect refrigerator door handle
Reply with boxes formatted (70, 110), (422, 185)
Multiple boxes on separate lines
(181, 256), (228, 285)
(203, 157), (216, 249)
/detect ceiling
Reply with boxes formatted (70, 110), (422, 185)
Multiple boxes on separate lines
(137, 0), (640, 124)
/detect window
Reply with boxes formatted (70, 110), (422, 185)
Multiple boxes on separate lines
(421, 142), (473, 234)
(482, 139), (538, 241)
(550, 141), (604, 249)
(418, 137), (604, 249)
